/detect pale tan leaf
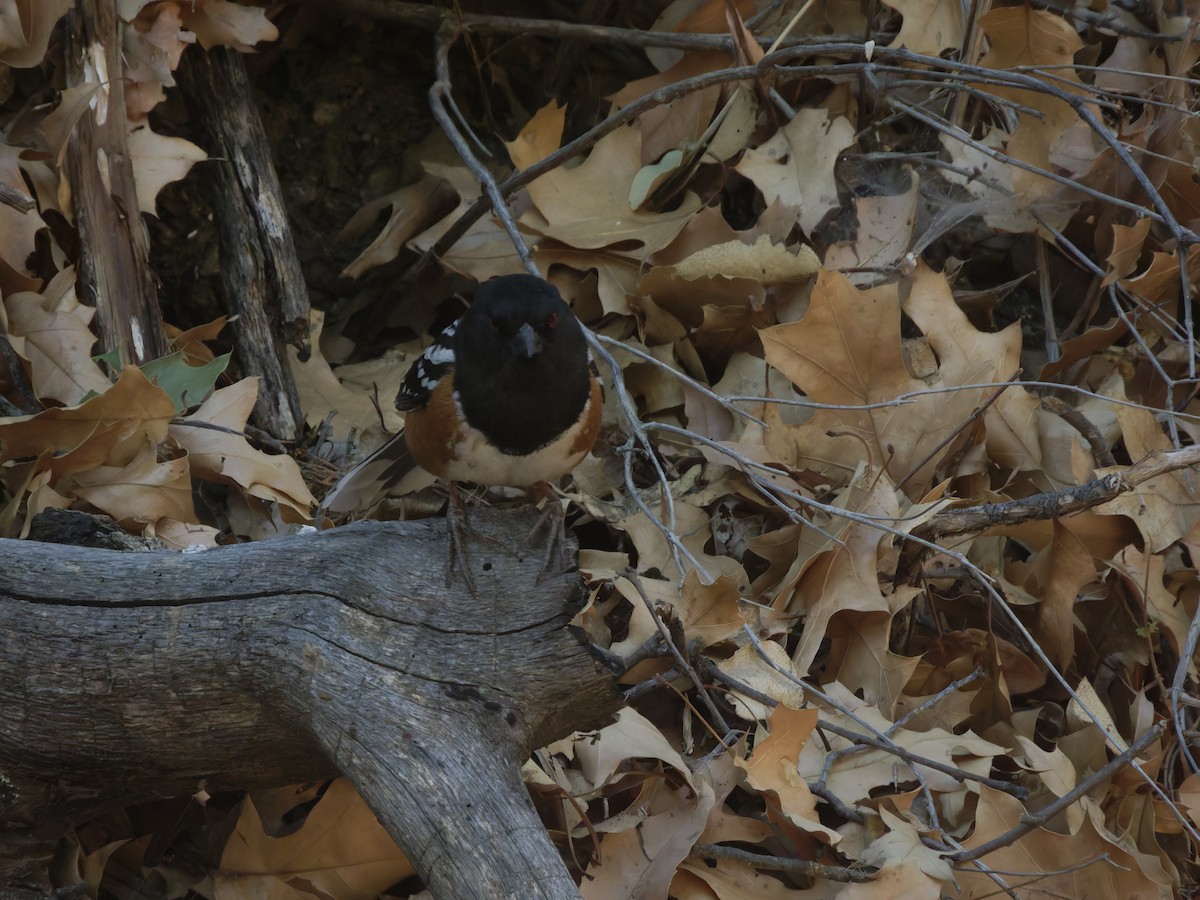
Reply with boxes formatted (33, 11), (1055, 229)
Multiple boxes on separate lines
(169, 379), (317, 517)
(882, 0), (963, 55)
(0, 0), (72, 68)
(181, 0), (279, 51)
(734, 108), (855, 236)
(4, 268), (112, 404)
(126, 121), (207, 215)
(216, 778), (413, 900)
(508, 102), (701, 257)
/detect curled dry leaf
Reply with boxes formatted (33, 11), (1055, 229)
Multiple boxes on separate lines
(4, 268), (112, 405)
(217, 778), (414, 900)
(169, 378), (317, 519)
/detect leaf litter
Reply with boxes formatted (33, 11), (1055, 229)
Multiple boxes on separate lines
(2, 0), (1199, 896)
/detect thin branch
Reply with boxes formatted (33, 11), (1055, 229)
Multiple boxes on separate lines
(950, 724), (1166, 863)
(690, 843), (876, 883)
(621, 568), (731, 736)
(742, 628), (1029, 799)
(910, 444), (1200, 544)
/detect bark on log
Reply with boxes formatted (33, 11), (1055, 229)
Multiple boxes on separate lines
(0, 510), (620, 899)
(63, 0), (167, 365)
(176, 46), (309, 441)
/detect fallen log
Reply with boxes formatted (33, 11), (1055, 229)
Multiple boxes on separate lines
(0, 509), (621, 899)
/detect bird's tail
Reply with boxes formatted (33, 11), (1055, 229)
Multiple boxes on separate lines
(317, 433), (419, 520)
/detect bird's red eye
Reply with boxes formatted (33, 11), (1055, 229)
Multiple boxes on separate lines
(546, 313), (558, 329)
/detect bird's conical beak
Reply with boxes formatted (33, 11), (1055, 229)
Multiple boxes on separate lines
(511, 322), (543, 358)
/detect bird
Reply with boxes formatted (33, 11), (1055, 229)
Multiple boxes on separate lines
(320, 274), (602, 584)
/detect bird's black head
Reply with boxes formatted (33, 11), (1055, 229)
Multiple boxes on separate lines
(454, 275), (592, 455)
(457, 274), (587, 372)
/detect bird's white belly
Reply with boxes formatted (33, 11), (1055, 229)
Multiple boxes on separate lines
(444, 401), (593, 487)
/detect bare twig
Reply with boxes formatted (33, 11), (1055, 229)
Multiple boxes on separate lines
(950, 724), (1166, 863)
(0, 181), (34, 214)
(690, 843), (876, 883)
(1039, 396), (1116, 468)
(622, 568), (731, 737)
(910, 444), (1200, 544)
(742, 628), (1029, 799)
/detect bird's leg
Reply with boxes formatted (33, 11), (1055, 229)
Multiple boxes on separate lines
(444, 483), (509, 593)
(445, 481), (477, 594)
(520, 481), (570, 583)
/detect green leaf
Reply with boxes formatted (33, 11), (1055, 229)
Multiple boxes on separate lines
(140, 351), (231, 412)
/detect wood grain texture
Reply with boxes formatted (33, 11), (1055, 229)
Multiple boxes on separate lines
(176, 46), (308, 440)
(63, 0), (167, 366)
(0, 510), (619, 899)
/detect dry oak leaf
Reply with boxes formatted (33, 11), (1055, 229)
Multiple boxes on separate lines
(718, 641), (805, 721)
(582, 773), (720, 900)
(1119, 245), (1200, 345)
(956, 786), (1175, 899)
(59, 438), (195, 528)
(668, 234), (820, 283)
(760, 271), (932, 488)
(0, 365), (175, 471)
(127, 121), (207, 215)
(620, 499), (749, 588)
(169, 378), (316, 518)
(797, 682), (1003, 803)
(901, 262), (1042, 472)
(978, 7), (1098, 201)
(1111, 546), (1197, 680)
(823, 173), (918, 280)
(1022, 520), (1095, 671)
(837, 861), (941, 899)
(610, 50), (723, 168)
(1097, 398), (1200, 552)
(4, 267), (112, 405)
(0, 144), (49, 287)
(123, 1), (196, 119)
(147, 516), (220, 550)
(1012, 734), (1084, 832)
(573, 706), (694, 791)
(217, 778), (414, 900)
(288, 309), (404, 441)
(535, 243), (642, 317)
(938, 128), (1041, 234)
(1103, 218), (1152, 287)
(761, 266), (1001, 493)
(860, 808), (952, 884)
(824, 591), (922, 714)
(673, 857), (816, 899)
(638, 267), (764, 332)
(405, 142), (527, 281)
(735, 703), (841, 842)
(0, 0), (72, 67)
(734, 108), (855, 236)
(168, 315), (229, 365)
(179, 0), (278, 51)
(784, 467), (903, 676)
(507, 101), (700, 257)
(909, 627), (1045, 698)
(1178, 772), (1200, 830)
(339, 176), (454, 279)
(881, 0), (964, 56)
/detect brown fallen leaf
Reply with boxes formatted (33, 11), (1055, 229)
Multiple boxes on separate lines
(169, 378), (317, 519)
(4, 267), (112, 404)
(215, 778), (414, 900)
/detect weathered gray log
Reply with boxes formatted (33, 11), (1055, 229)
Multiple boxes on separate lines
(0, 511), (620, 898)
(64, 0), (167, 365)
(176, 46), (309, 441)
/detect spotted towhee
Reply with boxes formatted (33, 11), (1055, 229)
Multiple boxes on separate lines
(321, 275), (602, 549)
